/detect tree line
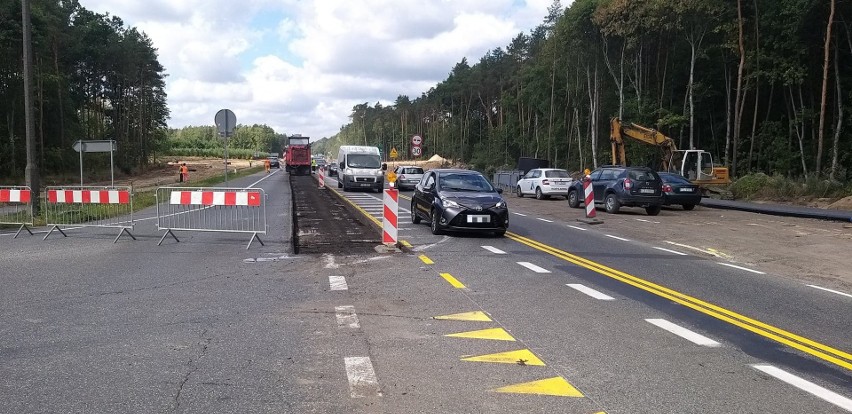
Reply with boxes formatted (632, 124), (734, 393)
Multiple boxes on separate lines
(0, 0), (168, 179)
(331, 0), (851, 181)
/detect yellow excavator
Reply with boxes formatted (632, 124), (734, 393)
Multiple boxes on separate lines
(610, 118), (731, 197)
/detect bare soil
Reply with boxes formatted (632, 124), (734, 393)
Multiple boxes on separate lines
(86, 157), (259, 191)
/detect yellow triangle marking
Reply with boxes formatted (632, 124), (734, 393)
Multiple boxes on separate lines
(461, 349), (544, 366)
(433, 311), (492, 322)
(493, 376), (584, 397)
(445, 327), (516, 341)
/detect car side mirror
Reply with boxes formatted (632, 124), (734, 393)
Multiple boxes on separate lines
(496, 188), (503, 194)
(381, 163), (387, 171)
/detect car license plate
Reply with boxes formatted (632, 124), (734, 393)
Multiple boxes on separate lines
(640, 188), (655, 194)
(467, 215), (490, 223)
(680, 188), (694, 192)
(552, 187), (567, 191)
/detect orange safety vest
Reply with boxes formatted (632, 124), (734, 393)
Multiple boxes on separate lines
(180, 165), (188, 174)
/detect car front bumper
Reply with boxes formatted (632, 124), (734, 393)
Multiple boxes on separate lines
(438, 207), (509, 233)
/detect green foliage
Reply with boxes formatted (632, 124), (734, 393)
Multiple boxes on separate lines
(731, 173), (852, 200)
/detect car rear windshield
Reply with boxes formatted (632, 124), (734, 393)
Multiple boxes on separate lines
(402, 168), (423, 174)
(660, 173), (691, 184)
(545, 170), (570, 178)
(627, 170), (660, 181)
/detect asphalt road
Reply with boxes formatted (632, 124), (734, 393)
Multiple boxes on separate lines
(1, 170), (850, 413)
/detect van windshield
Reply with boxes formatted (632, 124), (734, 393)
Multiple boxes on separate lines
(347, 154), (381, 168)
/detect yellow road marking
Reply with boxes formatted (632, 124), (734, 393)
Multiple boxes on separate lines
(506, 232), (852, 371)
(433, 311), (492, 322)
(446, 327), (516, 341)
(462, 349), (545, 366)
(400, 240), (412, 248)
(440, 273), (466, 289)
(493, 376), (584, 397)
(419, 255), (434, 265)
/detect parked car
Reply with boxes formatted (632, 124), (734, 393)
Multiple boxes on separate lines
(327, 162), (338, 177)
(515, 168), (573, 200)
(267, 156), (280, 169)
(658, 172), (702, 210)
(567, 165), (663, 215)
(393, 165), (425, 190)
(411, 169), (509, 236)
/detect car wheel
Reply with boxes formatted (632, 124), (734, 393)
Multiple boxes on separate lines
(646, 205), (662, 216)
(535, 187), (544, 200)
(605, 193), (621, 214)
(682, 204), (696, 211)
(516, 186), (523, 198)
(411, 200), (421, 224)
(430, 210), (443, 235)
(567, 190), (581, 208)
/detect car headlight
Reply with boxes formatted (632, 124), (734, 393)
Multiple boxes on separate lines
(495, 200), (506, 208)
(442, 199), (461, 209)
(376, 170), (385, 176)
(345, 168), (354, 175)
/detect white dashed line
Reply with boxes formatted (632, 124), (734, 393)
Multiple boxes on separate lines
(344, 357), (382, 398)
(752, 364), (852, 411)
(653, 246), (689, 256)
(335, 305), (360, 328)
(517, 262), (551, 273)
(329, 276), (348, 291)
(566, 284), (615, 300)
(634, 218), (660, 224)
(605, 234), (630, 242)
(512, 212), (528, 217)
(537, 218), (554, 223)
(567, 225), (588, 231)
(482, 246), (507, 254)
(718, 262), (765, 274)
(645, 319), (721, 347)
(806, 284), (852, 299)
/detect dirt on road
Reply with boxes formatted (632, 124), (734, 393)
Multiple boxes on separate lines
(507, 194), (852, 293)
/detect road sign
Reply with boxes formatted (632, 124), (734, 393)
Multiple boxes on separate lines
(411, 146), (422, 157)
(215, 109), (237, 137)
(411, 135), (422, 146)
(386, 171), (397, 183)
(390, 148), (398, 159)
(73, 140), (116, 153)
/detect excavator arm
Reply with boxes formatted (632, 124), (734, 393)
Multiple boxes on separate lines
(610, 117), (678, 171)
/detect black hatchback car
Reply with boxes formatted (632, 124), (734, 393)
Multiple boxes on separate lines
(567, 165), (664, 215)
(411, 169), (509, 236)
(658, 172), (702, 210)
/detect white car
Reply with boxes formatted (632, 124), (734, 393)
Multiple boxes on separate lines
(515, 168), (573, 200)
(393, 165), (425, 190)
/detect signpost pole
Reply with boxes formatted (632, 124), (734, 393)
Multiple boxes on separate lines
(79, 141), (83, 186)
(110, 142), (114, 187)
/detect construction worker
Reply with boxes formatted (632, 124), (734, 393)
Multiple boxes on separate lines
(180, 163), (189, 183)
(264, 158), (271, 173)
(311, 158), (317, 173)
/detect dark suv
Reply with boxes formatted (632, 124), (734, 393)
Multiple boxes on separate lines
(567, 166), (663, 215)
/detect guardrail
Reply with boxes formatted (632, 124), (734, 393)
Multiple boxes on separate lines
(43, 186), (136, 242)
(155, 187), (267, 249)
(0, 186), (34, 238)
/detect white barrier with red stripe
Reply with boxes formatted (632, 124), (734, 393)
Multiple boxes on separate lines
(156, 187), (267, 249)
(583, 176), (596, 219)
(318, 167), (325, 189)
(43, 186), (136, 242)
(382, 188), (398, 245)
(0, 186), (34, 238)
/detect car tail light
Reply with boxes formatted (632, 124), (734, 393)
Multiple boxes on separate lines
(662, 184), (673, 192)
(542, 179), (549, 185)
(623, 178), (633, 190)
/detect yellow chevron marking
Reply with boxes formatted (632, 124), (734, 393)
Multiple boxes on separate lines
(445, 327), (515, 341)
(493, 376), (583, 397)
(433, 311), (492, 322)
(461, 349), (544, 366)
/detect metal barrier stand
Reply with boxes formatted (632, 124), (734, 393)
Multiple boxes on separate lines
(43, 186), (136, 243)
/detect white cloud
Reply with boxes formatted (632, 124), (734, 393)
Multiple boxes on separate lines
(78, 0), (554, 139)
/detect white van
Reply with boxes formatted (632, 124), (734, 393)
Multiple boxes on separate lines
(337, 146), (384, 192)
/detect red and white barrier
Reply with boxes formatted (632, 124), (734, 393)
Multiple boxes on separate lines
(48, 189), (130, 204)
(382, 188), (398, 245)
(168, 190), (262, 206)
(0, 188), (31, 203)
(583, 176), (596, 219)
(318, 167), (326, 189)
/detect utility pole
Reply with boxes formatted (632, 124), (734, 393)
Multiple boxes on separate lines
(22, 0), (40, 214)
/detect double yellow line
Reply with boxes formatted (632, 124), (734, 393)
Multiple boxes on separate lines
(506, 231), (852, 372)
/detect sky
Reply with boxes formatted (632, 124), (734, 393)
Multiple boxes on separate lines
(78, 0), (556, 140)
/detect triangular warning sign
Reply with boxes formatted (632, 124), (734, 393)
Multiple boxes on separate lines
(461, 349), (544, 366)
(493, 376), (583, 397)
(433, 311), (492, 322)
(446, 328), (515, 341)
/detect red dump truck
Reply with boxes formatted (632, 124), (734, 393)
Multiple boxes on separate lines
(284, 135), (311, 175)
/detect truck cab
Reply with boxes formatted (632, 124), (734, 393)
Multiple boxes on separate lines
(337, 146), (384, 192)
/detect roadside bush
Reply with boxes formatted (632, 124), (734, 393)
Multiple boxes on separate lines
(730, 173), (771, 199)
(732, 173), (852, 201)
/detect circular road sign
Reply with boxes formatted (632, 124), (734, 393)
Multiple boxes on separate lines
(215, 109), (237, 137)
(411, 146), (422, 157)
(411, 135), (422, 146)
